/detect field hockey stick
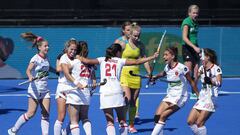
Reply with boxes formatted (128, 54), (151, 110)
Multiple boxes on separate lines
(60, 79), (107, 93)
(146, 30), (167, 88)
(129, 70), (179, 83)
(18, 71), (49, 86)
(201, 48), (210, 87)
(201, 48), (212, 89)
(201, 48), (213, 97)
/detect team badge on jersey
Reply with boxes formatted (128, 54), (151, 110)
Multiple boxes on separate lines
(217, 68), (221, 72)
(175, 71), (179, 76)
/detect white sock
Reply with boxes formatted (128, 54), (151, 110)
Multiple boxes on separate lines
(70, 124), (80, 135)
(151, 121), (165, 135)
(106, 125), (116, 135)
(119, 123), (128, 135)
(41, 117), (49, 135)
(189, 124), (199, 134)
(12, 113), (29, 132)
(83, 121), (92, 135)
(54, 120), (63, 135)
(198, 126), (207, 135)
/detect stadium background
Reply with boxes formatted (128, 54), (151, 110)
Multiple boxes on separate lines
(0, 0), (240, 78)
(1, 1), (240, 135)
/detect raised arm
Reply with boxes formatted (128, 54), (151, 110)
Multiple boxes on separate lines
(152, 71), (166, 80)
(78, 56), (99, 65)
(125, 52), (159, 66)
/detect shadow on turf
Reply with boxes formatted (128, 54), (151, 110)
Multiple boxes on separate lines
(0, 108), (26, 115)
(134, 118), (153, 125)
(137, 127), (177, 133)
(134, 118), (170, 125)
(0, 87), (26, 93)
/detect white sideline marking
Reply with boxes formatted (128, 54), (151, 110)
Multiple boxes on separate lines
(0, 91), (240, 97)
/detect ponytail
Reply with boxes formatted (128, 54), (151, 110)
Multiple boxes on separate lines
(21, 32), (45, 49)
(77, 41), (89, 57)
(105, 43), (122, 61)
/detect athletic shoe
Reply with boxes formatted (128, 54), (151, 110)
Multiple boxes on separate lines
(8, 128), (16, 135)
(190, 93), (197, 100)
(129, 126), (137, 133)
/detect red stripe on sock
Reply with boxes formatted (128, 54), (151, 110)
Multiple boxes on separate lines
(23, 114), (28, 121)
(71, 126), (79, 130)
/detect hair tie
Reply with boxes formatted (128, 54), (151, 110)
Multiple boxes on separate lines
(36, 36), (43, 42)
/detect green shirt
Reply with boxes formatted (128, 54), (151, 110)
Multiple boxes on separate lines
(181, 17), (198, 46)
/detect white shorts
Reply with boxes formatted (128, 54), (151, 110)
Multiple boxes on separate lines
(162, 93), (188, 108)
(100, 92), (125, 109)
(193, 90), (216, 112)
(27, 91), (50, 100)
(66, 89), (91, 105)
(55, 83), (74, 100)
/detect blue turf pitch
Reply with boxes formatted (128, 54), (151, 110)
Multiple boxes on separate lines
(0, 78), (240, 135)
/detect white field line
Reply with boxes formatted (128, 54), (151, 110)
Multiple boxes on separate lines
(0, 91), (240, 97)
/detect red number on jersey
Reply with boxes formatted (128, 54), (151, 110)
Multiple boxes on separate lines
(105, 63), (116, 77)
(80, 65), (90, 78)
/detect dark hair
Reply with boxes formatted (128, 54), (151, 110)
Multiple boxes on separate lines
(121, 21), (132, 36)
(21, 32), (46, 50)
(105, 43), (122, 61)
(204, 48), (218, 65)
(166, 46), (178, 62)
(77, 41), (88, 58)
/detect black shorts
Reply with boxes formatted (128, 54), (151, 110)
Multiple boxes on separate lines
(182, 45), (200, 65)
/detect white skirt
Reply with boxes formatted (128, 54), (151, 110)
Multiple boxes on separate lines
(162, 92), (188, 108)
(100, 92), (125, 109)
(66, 88), (91, 105)
(193, 90), (216, 112)
(27, 91), (50, 100)
(55, 83), (73, 100)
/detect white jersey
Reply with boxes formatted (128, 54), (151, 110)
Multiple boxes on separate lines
(164, 62), (189, 97)
(193, 64), (222, 112)
(58, 54), (75, 85)
(198, 64), (222, 97)
(97, 57), (126, 109)
(97, 57), (126, 94)
(66, 59), (94, 105)
(28, 54), (49, 93)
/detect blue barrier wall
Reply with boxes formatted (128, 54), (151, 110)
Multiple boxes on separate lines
(0, 26), (239, 78)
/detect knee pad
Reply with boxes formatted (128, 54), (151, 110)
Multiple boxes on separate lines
(154, 115), (160, 123)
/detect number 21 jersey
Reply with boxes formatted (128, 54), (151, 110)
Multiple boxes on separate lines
(97, 57), (126, 94)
